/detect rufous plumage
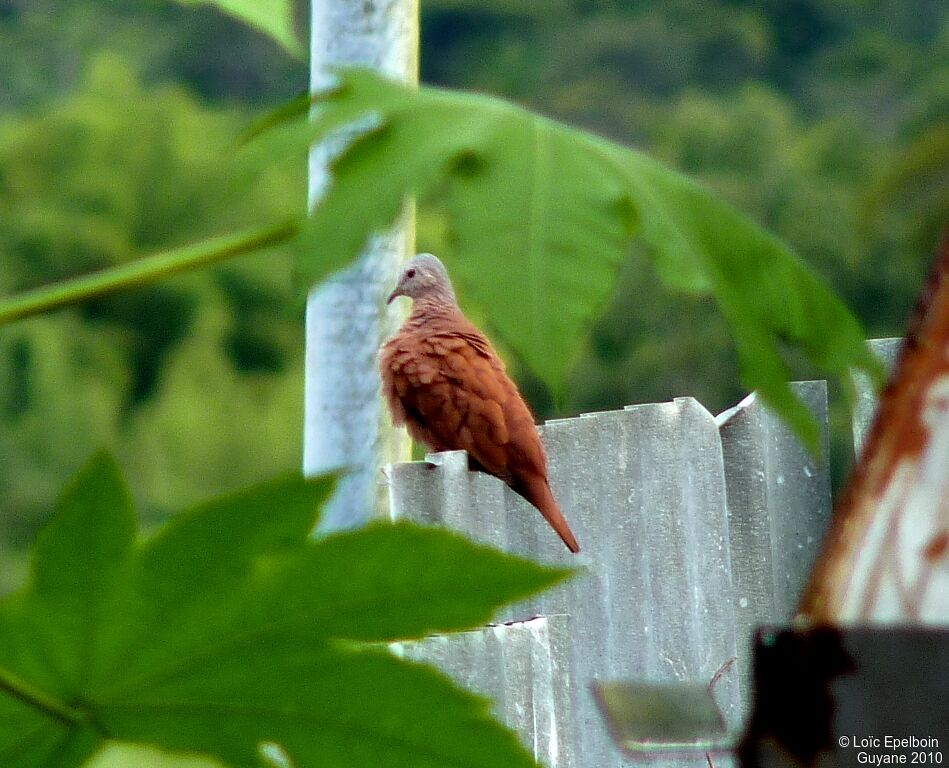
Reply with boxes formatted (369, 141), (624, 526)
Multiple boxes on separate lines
(380, 253), (580, 553)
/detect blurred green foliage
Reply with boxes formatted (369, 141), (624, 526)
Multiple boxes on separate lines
(0, 0), (947, 585)
(0, 45), (307, 573)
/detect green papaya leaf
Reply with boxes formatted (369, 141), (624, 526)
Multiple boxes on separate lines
(0, 453), (567, 768)
(175, 0), (302, 58)
(285, 69), (882, 450)
(256, 521), (571, 642)
(97, 641), (532, 768)
(85, 742), (226, 768)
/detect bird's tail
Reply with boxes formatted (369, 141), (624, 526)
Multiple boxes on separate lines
(519, 476), (581, 553)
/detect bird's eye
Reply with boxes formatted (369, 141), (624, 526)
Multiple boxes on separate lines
(406, 268), (416, 279)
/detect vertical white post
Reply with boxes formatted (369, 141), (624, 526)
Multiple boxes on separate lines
(304, 0), (418, 531)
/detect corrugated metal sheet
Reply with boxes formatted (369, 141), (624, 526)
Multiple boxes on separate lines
(388, 382), (831, 767)
(392, 615), (573, 768)
(717, 381), (832, 704)
(851, 337), (902, 456)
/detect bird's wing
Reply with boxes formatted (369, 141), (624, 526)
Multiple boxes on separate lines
(382, 324), (580, 552)
(382, 328), (532, 479)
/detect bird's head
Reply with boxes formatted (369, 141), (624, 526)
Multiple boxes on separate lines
(387, 253), (458, 306)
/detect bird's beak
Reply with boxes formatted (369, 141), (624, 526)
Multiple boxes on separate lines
(386, 287), (401, 305)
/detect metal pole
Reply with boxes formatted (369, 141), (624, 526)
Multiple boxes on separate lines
(304, 0), (417, 531)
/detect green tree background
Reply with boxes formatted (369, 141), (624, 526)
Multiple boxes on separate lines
(1, 0), (946, 587)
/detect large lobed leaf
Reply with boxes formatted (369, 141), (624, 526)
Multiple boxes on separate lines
(292, 69), (882, 450)
(0, 453), (568, 768)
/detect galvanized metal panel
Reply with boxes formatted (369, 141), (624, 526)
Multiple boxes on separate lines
(391, 615), (575, 768)
(388, 396), (744, 768)
(851, 337), (902, 456)
(716, 381), (832, 712)
(542, 400), (740, 722)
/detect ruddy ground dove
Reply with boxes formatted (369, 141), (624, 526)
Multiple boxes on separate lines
(380, 253), (581, 553)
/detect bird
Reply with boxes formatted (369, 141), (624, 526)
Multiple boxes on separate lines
(380, 253), (581, 553)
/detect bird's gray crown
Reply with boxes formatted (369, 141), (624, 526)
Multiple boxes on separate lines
(387, 253), (458, 306)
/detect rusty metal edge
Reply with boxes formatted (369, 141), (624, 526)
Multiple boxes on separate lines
(798, 233), (949, 621)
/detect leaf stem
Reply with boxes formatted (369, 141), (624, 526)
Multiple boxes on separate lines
(0, 665), (85, 725)
(0, 219), (300, 327)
